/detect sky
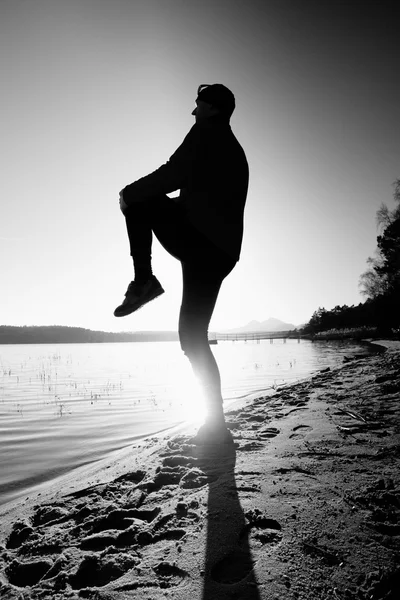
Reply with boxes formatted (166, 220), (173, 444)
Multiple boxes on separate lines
(1, 0), (399, 332)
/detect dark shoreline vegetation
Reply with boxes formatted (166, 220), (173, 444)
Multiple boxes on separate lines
(304, 178), (400, 341)
(0, 326), (180, 345)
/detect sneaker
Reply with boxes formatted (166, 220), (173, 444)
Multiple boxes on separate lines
(114, 276), (164, 317)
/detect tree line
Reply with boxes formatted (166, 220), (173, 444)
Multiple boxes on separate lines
(0, 326), (179, 345)
(303, 179), (400, 336)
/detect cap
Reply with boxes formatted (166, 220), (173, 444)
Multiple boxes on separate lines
(196, 84), (235, 118)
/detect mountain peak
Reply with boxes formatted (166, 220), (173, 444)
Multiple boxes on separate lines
(223, 317), (295, 333)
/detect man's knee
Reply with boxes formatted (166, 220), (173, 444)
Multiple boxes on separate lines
(179, 329), (192, 357)
(179, 328), (206, 359)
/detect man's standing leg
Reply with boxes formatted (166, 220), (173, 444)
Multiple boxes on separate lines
(178, 260), (235, 442)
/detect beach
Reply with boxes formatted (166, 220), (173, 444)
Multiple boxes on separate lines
(0, 341), (399, 600)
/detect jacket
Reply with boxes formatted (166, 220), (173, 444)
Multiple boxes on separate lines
(122, 117), (249, 261)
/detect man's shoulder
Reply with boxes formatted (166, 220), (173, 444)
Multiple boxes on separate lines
(179, 124), (204, 147)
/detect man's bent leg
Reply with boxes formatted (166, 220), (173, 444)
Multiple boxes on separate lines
(114, 197), (169, 317)
(124, 194), (191, 270)
(124, 201), (153, 283)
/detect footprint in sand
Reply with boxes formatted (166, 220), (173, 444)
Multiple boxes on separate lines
(241, 510), (282, 548)
(152, 561), (189, 587)
(242, 413), (267, 423)
(235, 471), (263, 494)
(237, 426), (279, 451)
(115, 562), (190, 591)
(65, 469), (147, 501)
(5, 521), (34, 550)
(1, 460), (196, 594)
(211, 511), (282, 584)
(5, 558), (54, 587)
(83, 506), (161, 535)
(1, 448), (205, 598)
(259, 426), (280, 439)
(69, 552), (140, 589)
(146, 465), (189, 491)
(289, 424), (312, 439)
(238, 440), (265, 452)
(145, 510), (194, 544)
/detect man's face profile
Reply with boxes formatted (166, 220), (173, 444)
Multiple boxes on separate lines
(192, 99), (220, 122)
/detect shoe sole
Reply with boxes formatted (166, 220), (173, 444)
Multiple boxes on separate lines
(114, 288), (164, 317)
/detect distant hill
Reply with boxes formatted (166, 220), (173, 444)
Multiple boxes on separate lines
(222, 318), (296, 334)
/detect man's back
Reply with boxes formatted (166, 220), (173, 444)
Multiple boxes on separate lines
(178, 119), (249, 261)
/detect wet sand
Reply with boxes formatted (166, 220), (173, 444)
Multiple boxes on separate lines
(1, 341), (399, 599)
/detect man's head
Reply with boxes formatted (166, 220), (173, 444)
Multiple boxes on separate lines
(191, 84), (235, 123)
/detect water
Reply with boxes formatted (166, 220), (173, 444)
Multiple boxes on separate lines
(0, 339), (373, 507)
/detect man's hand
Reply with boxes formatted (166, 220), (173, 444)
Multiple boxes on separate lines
(119, 191), (128, 214)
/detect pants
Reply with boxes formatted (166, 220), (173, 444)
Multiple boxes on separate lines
(124, 194), (236, 417)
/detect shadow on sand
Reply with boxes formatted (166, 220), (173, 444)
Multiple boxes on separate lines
(193, 443), (261, 600)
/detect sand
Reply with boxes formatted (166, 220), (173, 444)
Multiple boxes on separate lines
(0, 341), (399, 600)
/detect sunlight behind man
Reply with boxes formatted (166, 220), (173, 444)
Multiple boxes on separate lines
(172, 366), (207, 425)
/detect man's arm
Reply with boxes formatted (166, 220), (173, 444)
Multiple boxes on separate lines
(121, 125), (198, 205)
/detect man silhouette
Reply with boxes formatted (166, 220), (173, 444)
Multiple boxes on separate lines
(116, 84), (249, 443)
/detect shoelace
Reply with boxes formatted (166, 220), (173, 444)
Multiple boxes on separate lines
(126, 282), (138, 295)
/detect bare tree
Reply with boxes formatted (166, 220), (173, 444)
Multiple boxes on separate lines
(376, 203), (393, 231)
(376, 178), (400, 231)
(359, 178), (400, 298)
(394, 178), (400, 204)
(359, 254), (390, 299)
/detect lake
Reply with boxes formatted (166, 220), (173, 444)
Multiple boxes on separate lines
(0, 339), (374, 507)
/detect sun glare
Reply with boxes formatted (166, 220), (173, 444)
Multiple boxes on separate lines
(172, 367), (207, 425)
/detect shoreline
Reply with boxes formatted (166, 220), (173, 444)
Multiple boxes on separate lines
(1, 341), (399, 599)
(0, 338), (374, 511)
